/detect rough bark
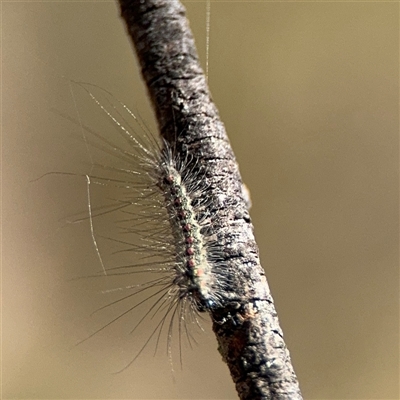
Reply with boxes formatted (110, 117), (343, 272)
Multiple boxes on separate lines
(117, 1), (303, 398)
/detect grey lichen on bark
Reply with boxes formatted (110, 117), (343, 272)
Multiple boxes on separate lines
(117, 0), (303, 399)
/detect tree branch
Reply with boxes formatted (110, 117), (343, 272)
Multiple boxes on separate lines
(117, 1), (303, 398)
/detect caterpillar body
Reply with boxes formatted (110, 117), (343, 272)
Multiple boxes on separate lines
(71, 82), (231, 365)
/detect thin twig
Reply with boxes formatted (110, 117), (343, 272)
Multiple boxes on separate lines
(117, 1), (303, 398)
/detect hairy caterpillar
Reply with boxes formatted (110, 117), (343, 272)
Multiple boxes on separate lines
(70, 81), (231, 368)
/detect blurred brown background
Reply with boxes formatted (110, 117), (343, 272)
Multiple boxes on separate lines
(3, 1), (399, 399)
